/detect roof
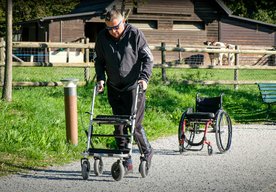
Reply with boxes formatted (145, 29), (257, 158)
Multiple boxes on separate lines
(18, 0), (276, 29)
(71, 0), (114, 14)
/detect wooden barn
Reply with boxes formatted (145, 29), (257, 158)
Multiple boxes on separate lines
(17, 0), (276, 65)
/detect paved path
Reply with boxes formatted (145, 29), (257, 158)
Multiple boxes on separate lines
(0, 124), (276, 192)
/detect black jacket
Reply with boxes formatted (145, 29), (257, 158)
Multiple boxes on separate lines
(95, 23), (153, 91)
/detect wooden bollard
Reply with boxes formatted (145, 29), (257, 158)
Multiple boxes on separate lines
(61, 78), (79, 145)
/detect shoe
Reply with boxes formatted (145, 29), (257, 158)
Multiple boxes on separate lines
(123, 158), (133, 174)
(144, 148), (154, 168)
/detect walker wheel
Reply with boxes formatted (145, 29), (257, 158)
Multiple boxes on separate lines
(81, 159), (90, 180)
(139, 160), (148, 178)
(94, 157), (104, 176)
(111, 161), (125, 181)
(207, 145), (213, 156)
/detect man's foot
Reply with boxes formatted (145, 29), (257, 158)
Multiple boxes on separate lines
(145, 148), (154, 168)
(123, 158), (133, 174)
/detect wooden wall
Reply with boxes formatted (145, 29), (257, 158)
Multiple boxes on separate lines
(220, 18), (275, 46)
(48, 19), (85, 42)
(127, 0), (210, 63)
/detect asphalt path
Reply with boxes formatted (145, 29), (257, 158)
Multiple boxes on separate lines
(0, 124), (275, 192)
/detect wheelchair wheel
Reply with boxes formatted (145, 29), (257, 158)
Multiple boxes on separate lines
(81, 158), (90, 180)
(94, 157), (104, 176)
(111, 160), (125, 181)
(178, 111), (195, 153)
(215, 110), (232, 153)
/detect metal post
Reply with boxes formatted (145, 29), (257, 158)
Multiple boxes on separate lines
(61, 78), (79, 145)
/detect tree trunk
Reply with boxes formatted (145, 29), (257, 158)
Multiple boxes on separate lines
(2, 0), (13, 101)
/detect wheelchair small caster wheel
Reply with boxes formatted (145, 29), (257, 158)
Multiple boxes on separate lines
(207, 145), (213, 155)
(111, 160), (124, 181)
(139, 160), (149, 178)
(94, 157), (104, 176)
(81, 158), (90, 180)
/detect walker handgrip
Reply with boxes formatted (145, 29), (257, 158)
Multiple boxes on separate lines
(138, 82), (143, 93)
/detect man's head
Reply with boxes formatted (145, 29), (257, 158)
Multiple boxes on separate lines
(105, 9), (125, 39)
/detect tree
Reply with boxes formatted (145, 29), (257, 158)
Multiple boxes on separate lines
(0, 0), (80, 37)
(2, 0), (12, 101)
(223, 0), (276, 24)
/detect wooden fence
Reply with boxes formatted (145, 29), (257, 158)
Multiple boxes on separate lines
(0, 39), (276, 87)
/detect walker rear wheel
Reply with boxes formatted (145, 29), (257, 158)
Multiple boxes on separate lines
(139, 160), (148, 178)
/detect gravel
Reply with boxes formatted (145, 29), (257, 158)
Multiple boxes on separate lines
(0, 124), (276, 192)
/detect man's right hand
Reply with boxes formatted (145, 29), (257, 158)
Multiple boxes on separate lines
(97, 80), (105, 93)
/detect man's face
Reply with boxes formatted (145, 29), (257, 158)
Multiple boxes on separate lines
(105, 18), (125, 39)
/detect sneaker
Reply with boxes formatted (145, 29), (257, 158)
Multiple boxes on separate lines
(123, 158), (133, 174)
(145, 148), (154, 168)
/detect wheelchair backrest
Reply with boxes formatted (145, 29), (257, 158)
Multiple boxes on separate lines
(196, 94), (222, 114)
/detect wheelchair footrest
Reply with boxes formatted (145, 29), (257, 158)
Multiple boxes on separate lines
(94, 115), (132, 125)
(186, 112), (215, 120)
(88, 148), (130, 155)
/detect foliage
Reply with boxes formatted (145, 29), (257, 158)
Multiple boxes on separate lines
(0, 0), (80, 37)
(223, 0), (276, 24)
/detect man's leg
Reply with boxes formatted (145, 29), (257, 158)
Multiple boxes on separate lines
(131, 89), (153, 158)
(107, 86), (128, 149)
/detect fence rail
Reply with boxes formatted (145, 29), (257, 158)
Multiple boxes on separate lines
(0, 39), (276, 87)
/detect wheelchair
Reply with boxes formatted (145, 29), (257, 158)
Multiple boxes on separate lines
(178, 93), (232, 155)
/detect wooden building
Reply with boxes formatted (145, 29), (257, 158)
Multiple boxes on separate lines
(17, 0), (276, 65)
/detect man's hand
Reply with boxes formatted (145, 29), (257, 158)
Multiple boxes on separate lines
(97, 80), (105, 93)
(138, 79), (148, 91)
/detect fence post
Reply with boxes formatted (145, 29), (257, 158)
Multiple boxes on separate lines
(177, 39), (182, 64)
(161, 42), (167, 81)
(0, 38), (5, 85)
(61, 78), (79, 145)
(234, 45), (239, 90)
(84, 38), (90, 83)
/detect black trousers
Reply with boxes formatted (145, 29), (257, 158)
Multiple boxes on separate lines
(107, 84), (152, 155)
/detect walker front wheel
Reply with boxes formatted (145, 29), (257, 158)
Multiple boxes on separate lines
(111, 161), (124, 181)
(81, 159), (90, 180)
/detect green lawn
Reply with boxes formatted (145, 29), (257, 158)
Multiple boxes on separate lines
(0, 68), (275, 176)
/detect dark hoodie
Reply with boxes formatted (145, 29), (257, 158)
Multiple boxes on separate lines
(95, 23), (154, 91)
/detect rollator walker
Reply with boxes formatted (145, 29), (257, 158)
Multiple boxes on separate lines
(178, 93), (232, 155)
(81, 83), (149, 181)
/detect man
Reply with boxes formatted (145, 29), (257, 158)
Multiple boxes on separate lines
(94, 8), (154, 173)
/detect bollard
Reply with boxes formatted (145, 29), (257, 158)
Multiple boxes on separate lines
(61, 78), (79, 145)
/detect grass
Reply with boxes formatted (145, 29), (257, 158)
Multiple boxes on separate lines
(0, 68), (275, 176)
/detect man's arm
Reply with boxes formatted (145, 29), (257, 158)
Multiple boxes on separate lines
(94, 38), (106, 92)
(137, 30), (154, 90)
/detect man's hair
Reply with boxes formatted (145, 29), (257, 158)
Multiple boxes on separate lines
(105, 8), (123, 22)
